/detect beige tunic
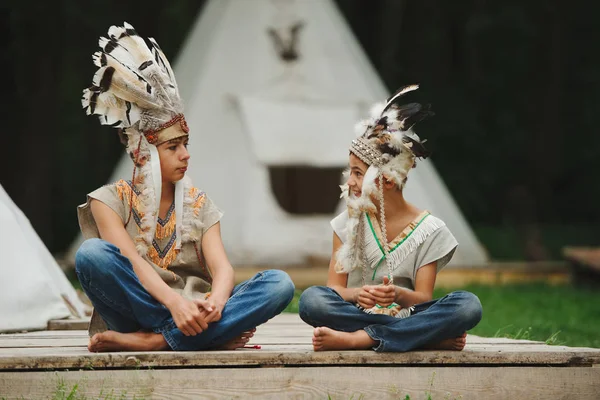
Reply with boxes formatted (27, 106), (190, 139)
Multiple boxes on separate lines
(77, 180), (223, 327)
(331, 210), (458, 290)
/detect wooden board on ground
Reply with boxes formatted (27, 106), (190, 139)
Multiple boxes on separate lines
(564, 247), (600, 287)
(0, 314), (598, 400)
(47, 318), (90, 331)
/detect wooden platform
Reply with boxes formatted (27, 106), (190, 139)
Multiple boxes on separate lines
(1, 314), (599, 399)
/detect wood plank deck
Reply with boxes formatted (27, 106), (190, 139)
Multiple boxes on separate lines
(1, 313), (599, 399)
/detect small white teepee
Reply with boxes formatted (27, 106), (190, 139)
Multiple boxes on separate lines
(0, 185), (87, 333)
(70, 0), (488, 266)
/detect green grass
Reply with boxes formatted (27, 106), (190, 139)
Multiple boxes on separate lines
(285, 283), (600, 348)
(50, 377), (146, 400)
(449, 283), (600, 348)
(64, 268), (82, 291)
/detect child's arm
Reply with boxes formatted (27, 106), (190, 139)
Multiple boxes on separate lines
(326, 232), (357, 301)
(326, 232), (380, 308)
(365, 263), (437, 308)
(201, 222), (235, 323)
(393, 262), (437, 308)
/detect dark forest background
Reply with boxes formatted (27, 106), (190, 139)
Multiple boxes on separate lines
(2, 0), (598, 261)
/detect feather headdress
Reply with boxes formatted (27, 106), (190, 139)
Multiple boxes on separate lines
(335, 85), (434, 278)
(81, 22), (194, 259)
(82, 22), (187, 142)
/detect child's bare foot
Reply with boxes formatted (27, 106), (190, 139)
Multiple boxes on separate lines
(424, 332), (467, 351)
(88, 331), (169, 352)
(312, 327), (376, 351)
(218, 329), (256, 350)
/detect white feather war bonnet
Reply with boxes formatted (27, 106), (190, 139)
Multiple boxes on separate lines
(335, 85), (434, 281)
(81, 22), (198, 259)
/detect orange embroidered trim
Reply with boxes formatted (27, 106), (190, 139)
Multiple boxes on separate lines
(189, 187), (206, 217)
(148, 241), (180, 270)
(155, 210), (176, 240)
(115, 180), (144, 225)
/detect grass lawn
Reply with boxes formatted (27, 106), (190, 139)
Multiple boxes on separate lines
(284, 282), (600, 349)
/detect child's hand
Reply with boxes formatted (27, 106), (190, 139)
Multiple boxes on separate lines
(368, 277), (396, 307)
(195, 297), (224, 325)
(167, 295), (211, 336)
(356, 285), (378, 308)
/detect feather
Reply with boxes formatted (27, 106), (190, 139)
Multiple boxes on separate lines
(84, 22), (183, 134)
(82, 89), (141, 128)
(381, 84), (419, 115)
(378, 142), (401, 157)
(148, 37), (178, 89)
(98, 37), (138, 69)
(97, 66), (115, 92)
(109, 23), (176, 103)
(107, 22), (154, 69)
(97, 50), (152, 87)
(402, 135), (431, 159)
(397, 103), (435, 131)
(91, 66), (162, 110)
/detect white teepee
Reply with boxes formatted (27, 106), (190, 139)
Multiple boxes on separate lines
(70, 0), (488, 266)
(0, 185), (87, 333)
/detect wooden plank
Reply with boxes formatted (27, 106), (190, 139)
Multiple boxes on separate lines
(563, 247), (600, 270)
(0, 335), (544, 349)
(47, 318), (90, 331)
(0, 330), (87, 338)
(1, 366), (599, 400)
(0, 338), (88, 348)
(0, 343), (598, 370)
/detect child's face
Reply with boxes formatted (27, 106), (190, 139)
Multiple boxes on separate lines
(157, 136), (190, 183)
(347, 153), (369, 198)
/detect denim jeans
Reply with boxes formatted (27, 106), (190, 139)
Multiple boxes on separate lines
(75, 238), (295, 351)
(299, 286), (482, 352)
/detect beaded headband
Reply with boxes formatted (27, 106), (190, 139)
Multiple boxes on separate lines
(350, 137), (383, 167)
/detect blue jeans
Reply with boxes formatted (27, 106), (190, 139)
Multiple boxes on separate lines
(75, 238), (295, 351)
(299, 286), (482, 352)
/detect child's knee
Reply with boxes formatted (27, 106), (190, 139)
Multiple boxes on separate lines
(455, 291), (482, 328)
(263, 270), (295, 302)
(75, 238), (116, 277)
(299, 286), (330, 321)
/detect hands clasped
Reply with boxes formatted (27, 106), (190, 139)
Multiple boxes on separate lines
(168, 295), (224, 336)
(357, 276), (397, 309)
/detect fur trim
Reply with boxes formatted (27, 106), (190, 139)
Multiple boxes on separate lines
(180, 175), (205, 244)
(132, 136), (158, 255)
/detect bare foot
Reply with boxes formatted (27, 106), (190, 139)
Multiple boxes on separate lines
(218, 329), (256, 350)
(424, 332), (467, 351)
(88, 331), (169, 352)
(312, 327), (376, 351)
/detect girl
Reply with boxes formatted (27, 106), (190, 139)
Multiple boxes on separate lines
(299, 85), (482, 352)
(75, 22), (294, 352)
